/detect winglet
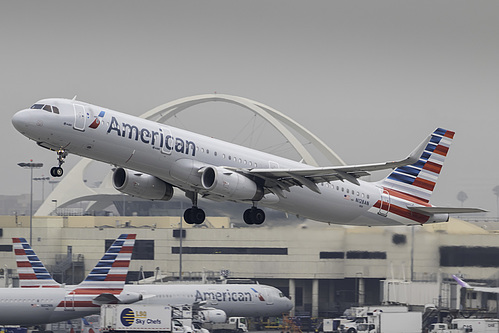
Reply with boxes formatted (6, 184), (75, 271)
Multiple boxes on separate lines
(452, 274), (472, 289)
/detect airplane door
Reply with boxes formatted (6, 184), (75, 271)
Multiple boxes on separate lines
(63, 293), (75, 311)
(73, 104), (86, 131)
(378, 189), (390, 217)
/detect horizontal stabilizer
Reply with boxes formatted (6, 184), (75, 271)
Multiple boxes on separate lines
(92, 293), (120, 305)
(407, 206), (487, 215)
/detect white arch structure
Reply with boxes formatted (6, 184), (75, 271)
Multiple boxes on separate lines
(36, 94), (345, 216)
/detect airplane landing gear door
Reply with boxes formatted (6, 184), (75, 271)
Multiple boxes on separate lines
(73, 104), (86, 131)
(378, 189), (390, 217)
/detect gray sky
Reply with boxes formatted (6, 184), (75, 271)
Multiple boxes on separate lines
(1, 1), (499, 215)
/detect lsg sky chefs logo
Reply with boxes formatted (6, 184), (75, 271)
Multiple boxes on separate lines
(120, 308), (136, 327)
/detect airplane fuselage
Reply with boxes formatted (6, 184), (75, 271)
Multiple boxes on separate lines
(12, 98), (448, 226)
(0, 283), (292, 325)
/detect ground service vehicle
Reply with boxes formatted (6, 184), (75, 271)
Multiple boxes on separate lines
(101, 304), (185, 333)
(202, 317), (248, 333)
(356, 311), (422, 333)
(429, 323), (461, 333)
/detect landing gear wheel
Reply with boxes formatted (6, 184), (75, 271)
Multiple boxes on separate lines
(50, 167), (63, 177)
(184, 207), (206, 224)
(243, 207), (265, 225)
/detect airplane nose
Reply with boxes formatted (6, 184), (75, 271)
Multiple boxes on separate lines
(12, 109), (32, 133)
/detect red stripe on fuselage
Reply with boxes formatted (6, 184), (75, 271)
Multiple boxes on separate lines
(56, 301), (99, 308)
(374, 200), (430, 224)
(384, 188), (431, 205)
(69, 288), (123, 295)
(14, 249), (26, 255)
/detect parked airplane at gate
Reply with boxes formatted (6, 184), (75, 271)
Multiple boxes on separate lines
(13, 237), (293, 318)
(11, 98), (484, 226)
(0, 234), (137, 326)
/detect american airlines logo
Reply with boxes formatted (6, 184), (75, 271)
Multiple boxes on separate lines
(195, 289), (265, 302)
(106, 116), (196, 156)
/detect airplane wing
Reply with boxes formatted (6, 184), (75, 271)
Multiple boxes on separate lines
(230, 133), (430, 195)
(408, 207), (487, 214)
(452, 275), (499, 293)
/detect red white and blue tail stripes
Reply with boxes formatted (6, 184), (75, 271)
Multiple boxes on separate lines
(13, 237), (61, 288)
(381, 128), (454, 203)
(60, 234), (136, 310)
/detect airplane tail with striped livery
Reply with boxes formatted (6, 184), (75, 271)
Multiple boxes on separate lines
(13, 237), (61, 288)
(378, 128), (484, 221)
(13, 234), (141, 308)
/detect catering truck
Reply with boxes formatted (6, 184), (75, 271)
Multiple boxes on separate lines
(100, 304), (186, 333)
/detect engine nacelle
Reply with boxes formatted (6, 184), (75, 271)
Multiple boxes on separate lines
(112, 168), (174, 201)
(198, 309), (227, 323)
(201, 166), (263, 201)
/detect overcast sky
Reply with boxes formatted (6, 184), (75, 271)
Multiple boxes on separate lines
(1, 1), (499, 216)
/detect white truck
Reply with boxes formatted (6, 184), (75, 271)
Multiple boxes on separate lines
(356, 311), (422, 333)
(101, 304), (186, 333)
(326, 307), (421, 333)
(202, 317), (248, 333)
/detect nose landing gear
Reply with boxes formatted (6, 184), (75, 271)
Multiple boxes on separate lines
(50, 149), (67, 177)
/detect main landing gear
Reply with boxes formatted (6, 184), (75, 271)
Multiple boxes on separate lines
(50, 149), (67, 177)
(184, 192), (206, 225)
(243, 205), (265, 225)
(183, 192), (266, 226)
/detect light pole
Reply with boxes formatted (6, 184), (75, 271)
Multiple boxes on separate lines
(18, 161), (43, 245)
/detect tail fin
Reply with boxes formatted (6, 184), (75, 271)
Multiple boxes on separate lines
(380, 128), (454, 203)
(58, 234), (137, 311)
(13, 237), (61, 288)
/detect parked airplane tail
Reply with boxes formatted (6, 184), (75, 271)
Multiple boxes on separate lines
(53, 234), (137, 310)
(380, 128), (454, 203)
(13, 237), (61, 288)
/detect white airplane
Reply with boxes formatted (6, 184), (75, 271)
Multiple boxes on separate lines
(0, 234), (138, 326)
(14, 237), (293, 318)
(452, 275), (499, 293)
(11, 98), (484, 226)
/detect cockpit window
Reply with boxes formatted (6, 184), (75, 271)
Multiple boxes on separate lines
(30, 104), (60, 114)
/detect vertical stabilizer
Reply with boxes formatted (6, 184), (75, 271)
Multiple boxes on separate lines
(59, 234), (136, 311)
(13, 237), (61, 288)
(380, 128), (454, 203)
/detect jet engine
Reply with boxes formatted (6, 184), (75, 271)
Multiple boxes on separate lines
(112, 168), (174, 201)
(198, 309), (227, 323)
(201, 166), (263, 201)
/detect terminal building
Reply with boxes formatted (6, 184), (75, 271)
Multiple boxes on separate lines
(0, 215), (498, 319)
